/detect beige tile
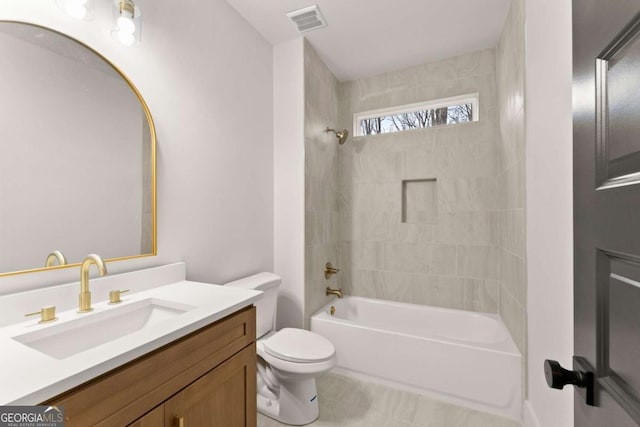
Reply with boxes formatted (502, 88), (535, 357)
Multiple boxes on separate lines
(438, 176), (499, 213)
(498, 209), (525, 257)
(328, 41), (529, 396)
(403, 179), (438, 224)
(350, 269), (412, 302)
(498, 163), (525, 211)
(499, 248), (527, 306)
(409, 274), (498, 312)
(432, 142), (498, 179)
(457, 48), (496, 78)
(306, 211), (340, 246)
(349, 150), (404, 183)
(348, 181), (401, 214)
(435, 211), (497, 245)
(410, 275), (465, 309)
(402, 149), (438, 180)
(342, 240), (384, 270)
(480, 279), (500, 313)
(420, 55), (459, 85)
(383, 242), (424, 273)
(355, 72), (389, 98)
(258, 373), (523, 427)
(411, 396), (521, 427)
(457, 245), (499, 280)
(500, 287), (527, 354)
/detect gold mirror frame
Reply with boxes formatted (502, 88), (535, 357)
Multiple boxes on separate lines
(0, 21), (157, 278)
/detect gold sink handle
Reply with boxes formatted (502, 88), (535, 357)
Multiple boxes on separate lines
(25, 305), (57, 323)
(109, 289), (130, 304)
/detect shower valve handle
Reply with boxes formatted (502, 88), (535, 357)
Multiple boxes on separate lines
(324, 262), (340, 279)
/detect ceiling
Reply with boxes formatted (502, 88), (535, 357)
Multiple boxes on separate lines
(226, 0), (512, 81)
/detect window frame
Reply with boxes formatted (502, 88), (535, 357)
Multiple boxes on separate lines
(352, 93), (480, 137)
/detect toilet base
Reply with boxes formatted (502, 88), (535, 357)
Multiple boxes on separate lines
(257, 377), (319, 425)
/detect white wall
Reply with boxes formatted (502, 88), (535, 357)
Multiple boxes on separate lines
(273, 39), (305, 329)
(0, 0), (273, 294)
(525, 0), (574, 425)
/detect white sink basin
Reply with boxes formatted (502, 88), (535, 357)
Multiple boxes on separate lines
(12, 298), (195, 359)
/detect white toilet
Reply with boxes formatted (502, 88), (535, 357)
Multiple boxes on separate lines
(226, 272), (336, 425)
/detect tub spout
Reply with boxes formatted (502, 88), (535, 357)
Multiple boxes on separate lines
(326, 287), (343, 298)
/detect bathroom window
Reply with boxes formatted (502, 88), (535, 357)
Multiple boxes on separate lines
(354, 93), (479, 136)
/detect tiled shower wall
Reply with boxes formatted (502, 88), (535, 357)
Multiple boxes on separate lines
(304, 41), (341, 327)
(337, 50), (501, 312)
(302, 3), (527, 351)
(496, 0), (527, 370)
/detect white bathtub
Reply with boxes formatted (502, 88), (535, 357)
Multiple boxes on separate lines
(310, 296), (521, 420)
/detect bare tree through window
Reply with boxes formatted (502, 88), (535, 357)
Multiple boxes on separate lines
(359, 103), (473, 136)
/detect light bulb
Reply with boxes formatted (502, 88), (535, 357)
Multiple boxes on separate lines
(116, 30), (135, 46)
(67, 3), (87, 20)
(117, 15), (136, 34)
(57, 0), (93, 20)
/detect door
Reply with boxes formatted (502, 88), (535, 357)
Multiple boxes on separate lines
(572, 0), (640, 425)
(164, 345), (257, 427)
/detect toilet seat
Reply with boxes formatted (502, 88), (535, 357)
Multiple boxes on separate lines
(257, 329), (337, 376)
(263, 328), (335, 363)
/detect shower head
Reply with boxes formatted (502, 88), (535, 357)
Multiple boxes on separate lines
(325, 127), (349, 144)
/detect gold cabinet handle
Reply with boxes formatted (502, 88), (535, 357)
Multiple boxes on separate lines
(174, 416), (184, 427)
(108, 289), (130, 304)
(25, 305), (57, 323)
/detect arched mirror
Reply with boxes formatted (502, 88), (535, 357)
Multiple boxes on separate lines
(0, 21), (156, 277)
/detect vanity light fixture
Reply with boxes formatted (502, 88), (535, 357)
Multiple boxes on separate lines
(111, 0), (142, 46)
(56, 0), (95, 21)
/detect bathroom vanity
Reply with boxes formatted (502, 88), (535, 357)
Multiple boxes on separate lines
(0, 263), (261, 427)
(47, 306), (256, 427)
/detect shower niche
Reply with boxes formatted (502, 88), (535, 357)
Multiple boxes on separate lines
(401, 178), (437, 224)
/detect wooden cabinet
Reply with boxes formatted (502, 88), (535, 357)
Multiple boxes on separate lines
(128, 406), (163, 427)
(46, 306), (256, 427)
(163, 345), (256, 427)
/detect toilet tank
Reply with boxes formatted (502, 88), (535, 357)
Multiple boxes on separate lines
(225, 272), (281, 339)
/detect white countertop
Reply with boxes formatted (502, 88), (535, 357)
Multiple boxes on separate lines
(0, 279), (261, 405)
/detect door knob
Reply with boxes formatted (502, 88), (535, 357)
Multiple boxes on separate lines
(544, 359), (587, 389)
(544, 358), (595, 406)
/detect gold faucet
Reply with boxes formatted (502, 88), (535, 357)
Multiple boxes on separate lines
(78, 254), (108, 313)
(45, 250), (67, 267)
(326, 287), (344, 298)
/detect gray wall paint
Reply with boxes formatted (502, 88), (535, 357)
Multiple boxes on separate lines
(0, 0), (273, 293)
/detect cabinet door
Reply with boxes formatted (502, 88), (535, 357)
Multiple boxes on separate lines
(164, 344), (257, 427)
(127, 406), (163, 427)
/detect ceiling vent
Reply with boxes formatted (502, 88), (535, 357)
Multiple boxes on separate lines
(286, 5), (327, 34)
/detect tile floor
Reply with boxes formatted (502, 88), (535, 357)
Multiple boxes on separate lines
(257, 373), (521, 427)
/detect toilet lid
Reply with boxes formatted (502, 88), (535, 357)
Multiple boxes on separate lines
(263, 328), (335, 363)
